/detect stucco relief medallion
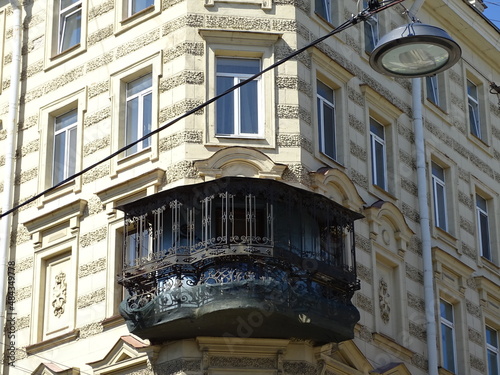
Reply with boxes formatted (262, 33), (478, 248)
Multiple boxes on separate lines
(52, 271), (67, 317)
(379, 278), (390, 324)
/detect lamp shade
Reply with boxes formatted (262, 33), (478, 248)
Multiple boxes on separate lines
(369, 23), (461, 78)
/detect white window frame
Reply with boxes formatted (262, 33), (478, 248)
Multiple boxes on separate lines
(315, 0), (332, 23)
(317, 79), (337, 161)
(114, 0), (161, 34)
(215, 57), (263, 138)
(476, 194), (492, 261)
(468, 79), (482, 138)
(432, 162), (448, 231)
(128, 0), (154, 17)
(52, 109), (78, 186)
(370, 117), (387, 190)
(486, 326), (500, 375)
(426, 75), (440, 106)
(440, 299), (457, 373)
(58, 0), (82, 53)
(125, 73), (153, 157)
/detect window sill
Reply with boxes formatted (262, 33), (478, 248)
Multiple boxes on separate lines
(369, 183), (397, 203)
(479, 255), (499, 272)
(45, 43), (85, 71)
(114, 147), (153, 177)
(38, 180), (78, 209)
(121, 5), (155, 25)
(467, 131), (492, 157)
(433, 226), (458, 250)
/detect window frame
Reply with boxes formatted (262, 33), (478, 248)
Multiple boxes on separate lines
(114, 0), (161, 35)
(432, 162), (448, 232)
(38, 89), (86, 206)
(215, 57), (263, 138)
(476, 193), (492, 261)
(440, 299), (457, 373)
(44, 0), (88, 69)
(201, 30), (280, 148)
(110, 53), (162, 176)
(124, 73), (153, 157)
(486, 326), (500, 375)
(317, 79), (337, 161)
(468, 79), (482, 138)
(369, 117), (387, 190)
(52, 109), (78, 186)
(58, 0), (82, 54)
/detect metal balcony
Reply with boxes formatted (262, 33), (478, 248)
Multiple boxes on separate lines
(117, 177), (362, 344)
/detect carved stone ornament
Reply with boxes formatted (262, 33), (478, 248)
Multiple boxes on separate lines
(379, 278), (390, 324)
(52, 271), (67, 317)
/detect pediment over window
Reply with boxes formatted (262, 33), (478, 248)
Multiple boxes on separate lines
(32, 363), (80, 375)
(364, 200), (414, 257)
(87, 335), (157, 374)
(310, 167), (365, 212)
(194, 146), (287, 180)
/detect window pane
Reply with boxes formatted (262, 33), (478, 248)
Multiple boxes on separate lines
(61, 0), (80, 9)
(315, 0), (331, 22)
(322, 101), (336, 158)
(441, 323), (456, 372)
(240, 80), (258, 134)
(440, 300), (453, 322)
(53, 132), (66, 184)
(432, 162), (445, 180)
(126, 97), (139, 155)
(68, 126), (77, 176)
(127, 74), (153, 97)
(216, 76), (235, 135)
(487, 350), (499, 375)
(217, 58), (259, 75)
(487, 327), (499, 347)
(435, 183), (447, 229)
(317, 80), (334, 103)
(373, 140), (385, 188)
(55, 109), (77, 131)
(60, 9), (81, 52)
(142, 93), (152, 148)
(131, 0), (154, 14)
(426, 75), (439, 105)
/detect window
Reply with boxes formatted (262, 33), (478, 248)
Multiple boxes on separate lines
(216, 57), (262, 137)
(58, 0), (82, 53)
(53, 109), (78, 186)
(370, 118), (386, 190)
(317, 80), (336, 160)
(427, 75), (440, 106)
(125, 73), (152, 156)
(468, 79), (482, 138)
(477, 194), (491, 260)
(440, 300), (457, 373)
(487, 326), (499, 375)
(315, 0), (332, 22)
(363, 0), (379, 53)
(128, 0), (154, 16)
(432, 162), (448, 231)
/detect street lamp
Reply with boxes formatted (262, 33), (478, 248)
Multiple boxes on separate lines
(369, 23), (462, 77)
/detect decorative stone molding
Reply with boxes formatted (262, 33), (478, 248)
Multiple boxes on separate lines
(77, 288), (106, 309)
(80, 227), (107, 248)
(12, 224), (31, 245)
(84, 106), (111, 128)
(379, 278), (390, 324)
(14, 285), (31, 302)
(470, 355), (486, 372)
(83, 136), (110, 157)
(79, 322), (104, 339)
(277, 133), (313, 153)
(89, 80), (109, 98)
(15, 257), (33, 273)
(163, 42), (204, 63)
(15, 315), (30, 331)
(407, 292), (425, 312)
(356, 262), (372, 285)
(162, 15), (204, 35)
(82, 164), (110, 184)
(468, 327), (483, 346)
(52, 272), (67, 317)
(466, 300), (482, 319)
(14, 167), (37, 185)
(206, 15), (272, 29)
(355, 324), (373, 342)
(283, 361), (316, 375)
(350, 141), (367, 161)
(87, 195), (104, 215)
(355, 233), (372, 254)
(159, 99), (204, 122)
(79, 258), (106, 278)
(459, 216), (474, 235)
(406, 264), (424, 284)
(20, 139), (39, 157)
(165, 160), (198, 184)
(401, 202), (419, 223)
(87, 52), (114, 72)
(116, 30), (160, 59)
(349, 169), (368, 189)
(88, 24), (113, 46)
(462, 242), (476, 260)
(160, 71), (204, 92)
(409, 321), (426, 342)
(399, 149), (416, 170)
(411, 353), (428, 371)
(155, 359), (200, 374)
(401, 177), (418, 197)
(355, 293), (374, 314)
(398, 122), (414, 143)
(88, 0), (114, 20)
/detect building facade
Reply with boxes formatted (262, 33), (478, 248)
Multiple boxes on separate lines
(0, 0), (499, 374)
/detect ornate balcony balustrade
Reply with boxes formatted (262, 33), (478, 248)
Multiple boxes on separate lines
(117, 177), (363, 344)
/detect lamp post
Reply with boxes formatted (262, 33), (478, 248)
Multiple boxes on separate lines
(369, 21), (461, 375)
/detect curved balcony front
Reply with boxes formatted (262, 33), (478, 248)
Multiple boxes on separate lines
(117, 177), (363, 344)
